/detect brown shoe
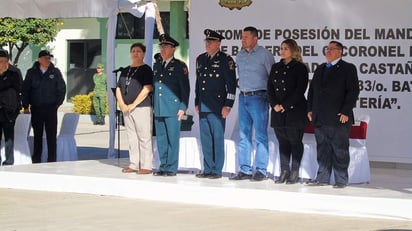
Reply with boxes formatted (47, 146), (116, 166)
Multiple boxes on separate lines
(122, 167), (138, 173)
(137, 169), (152, 174)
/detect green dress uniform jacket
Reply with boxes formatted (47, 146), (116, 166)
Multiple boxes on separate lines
(153, 58), (190, 117)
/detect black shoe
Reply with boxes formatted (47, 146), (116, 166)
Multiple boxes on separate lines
(251, 171), (267, 181)
(195, 173), (211, 178)
(286, 170), (299, 184)
(153, 171), (165, 176)
(275, 170), (289, 184)
(229, 172), (252, 180)
(333, 184), (347, 189)
(165, 172), (176, 176)
(208, 173), (222, 179)
(93, 121), (100, 125)
(305, 180), (328, 186)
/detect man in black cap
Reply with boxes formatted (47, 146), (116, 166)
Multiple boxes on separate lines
(194, 29), (237, 179)
(0, 49), (23, 165)
(23, 50), (66, 163)
(152, 34), (190, 176)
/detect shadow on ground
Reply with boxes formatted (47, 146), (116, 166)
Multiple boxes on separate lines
(77, 147), (128, 160)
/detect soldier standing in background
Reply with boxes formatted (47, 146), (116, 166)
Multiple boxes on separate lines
(92, 63), (107, 125)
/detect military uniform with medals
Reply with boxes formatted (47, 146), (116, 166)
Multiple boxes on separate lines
(195, 29), (236, 178)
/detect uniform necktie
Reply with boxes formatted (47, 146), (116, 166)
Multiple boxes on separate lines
(162, 61), (166, 70)
(326, 63), (332, 68)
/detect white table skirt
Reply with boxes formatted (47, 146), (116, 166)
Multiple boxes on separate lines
(152, 136), (202, 171)
(152, 134), (370, 184)
(0, 114), (32, 166)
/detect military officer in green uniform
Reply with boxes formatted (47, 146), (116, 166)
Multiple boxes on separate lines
(153, 34), (190, 176)
(92, 63), (107, 125)
(194, 29), (237, 179)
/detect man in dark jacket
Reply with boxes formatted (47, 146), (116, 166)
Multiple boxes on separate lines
(307, 41), (359, 188)
(194, 29), (236, 179)
(0, 49), (23, 165)
(22, 50), (66, 163)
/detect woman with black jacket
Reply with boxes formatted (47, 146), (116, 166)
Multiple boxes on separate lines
(267, 39), (309, 184)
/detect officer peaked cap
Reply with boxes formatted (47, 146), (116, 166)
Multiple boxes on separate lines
(159, 34), (179, 47)
(204, 29), (224, 41)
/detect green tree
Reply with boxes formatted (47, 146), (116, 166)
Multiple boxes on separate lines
(0, 17), (62, 66)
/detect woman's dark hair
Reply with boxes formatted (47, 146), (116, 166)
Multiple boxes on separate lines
(130, 43), (146, 53)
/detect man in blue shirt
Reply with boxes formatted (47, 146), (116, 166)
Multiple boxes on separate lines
(230, 26), (275, 181)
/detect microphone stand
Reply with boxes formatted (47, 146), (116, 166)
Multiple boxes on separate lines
(111, 67), (124, 159)
(111, 67), (125, 159)
(111, 87), (121, 159)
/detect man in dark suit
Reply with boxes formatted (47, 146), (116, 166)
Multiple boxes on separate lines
(152, 34), (190, 176)
(194, 29), (237, 179)
(307, 41), (359, 188)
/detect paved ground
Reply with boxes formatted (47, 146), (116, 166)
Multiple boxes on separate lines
(1, 188), (412, 231)
(1, 115), (412, 230)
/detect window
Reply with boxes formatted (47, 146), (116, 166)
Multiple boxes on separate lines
(116, 12), (170, 39)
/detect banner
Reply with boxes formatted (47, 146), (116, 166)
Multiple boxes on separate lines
(189, 0), (412, 163)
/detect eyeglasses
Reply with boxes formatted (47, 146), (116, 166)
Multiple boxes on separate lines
(324, 47), (341, 51)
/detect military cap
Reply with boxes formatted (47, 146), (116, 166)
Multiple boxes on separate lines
(159, 34), (179, 47)
(96, 63), (104, 69)
(204, 29), (224, 41)
(0, 49), (9, 58)
(38, 50), (54, 58)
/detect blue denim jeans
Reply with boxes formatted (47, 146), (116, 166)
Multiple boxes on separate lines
(237, 92), (269, 175)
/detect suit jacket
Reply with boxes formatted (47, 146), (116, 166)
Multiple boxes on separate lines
(195, 51), (236, 114)
(153, 57), (190, 117)
(267, 59), (309, 128)
(307, 59), (359, 126)
(22, 62), (66, 109)
(0, 67), (23, 122)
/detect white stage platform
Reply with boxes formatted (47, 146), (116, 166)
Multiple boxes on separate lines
(1, 159), (411, 221)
